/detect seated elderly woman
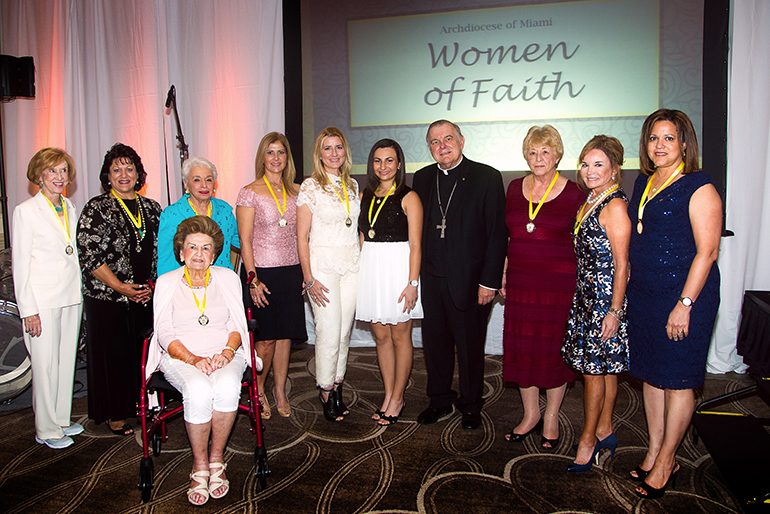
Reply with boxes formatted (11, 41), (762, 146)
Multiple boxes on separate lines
(145, 215), (262, 506)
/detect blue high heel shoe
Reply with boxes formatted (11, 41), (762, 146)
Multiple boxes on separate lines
(597, 432), (618, 460)
(567, 439), (601, 472)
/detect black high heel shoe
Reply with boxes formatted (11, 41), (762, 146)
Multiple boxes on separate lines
(319, 389), (343, 422)
(378, 402), (405, 426)
(505, 418), (543, 442)
(629, 466), (650, 482)
(332, 383), (350, 416)
(541, 435), (559, 450)
(635, 461), (680, 499)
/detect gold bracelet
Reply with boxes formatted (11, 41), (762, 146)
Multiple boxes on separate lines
(248, 279), (261, 289)
(222, 346), (235, 355)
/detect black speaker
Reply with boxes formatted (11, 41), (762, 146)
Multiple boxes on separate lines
(0, 55), (35, 100)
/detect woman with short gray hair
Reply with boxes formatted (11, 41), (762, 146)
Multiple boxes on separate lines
(157, 157), (239, 276)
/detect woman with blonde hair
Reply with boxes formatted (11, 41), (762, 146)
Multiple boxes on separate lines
(297, 127), (361, 422)
(236, 132), (307, 419)
(501, 125), (585, 448)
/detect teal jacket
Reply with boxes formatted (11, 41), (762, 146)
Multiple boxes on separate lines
(157, 194), (239, 275)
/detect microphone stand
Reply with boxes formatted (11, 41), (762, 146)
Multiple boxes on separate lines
(164, 85), (189, 195)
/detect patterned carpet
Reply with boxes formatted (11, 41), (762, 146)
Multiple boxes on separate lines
(0, 344), (764, 514)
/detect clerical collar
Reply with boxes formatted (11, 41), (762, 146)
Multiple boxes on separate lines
(438, 155), (464, 175)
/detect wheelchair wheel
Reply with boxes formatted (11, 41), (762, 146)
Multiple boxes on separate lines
(256, 457), (268, 490)
(152, 431), (162, 457)
(139, 457), (154, 503)
(254, 445), (270, 490)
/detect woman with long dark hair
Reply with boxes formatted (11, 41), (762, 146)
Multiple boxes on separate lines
(626, 109), (721, 499)
(355, 139), (423, 426)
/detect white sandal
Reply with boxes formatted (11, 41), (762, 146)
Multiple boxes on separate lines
(208, 462), (230, 499)
(187, 470), (210, 506)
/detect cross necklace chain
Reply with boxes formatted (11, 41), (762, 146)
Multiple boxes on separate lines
(435, 171), (459, 239)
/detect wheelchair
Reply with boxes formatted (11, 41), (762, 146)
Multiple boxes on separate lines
(136, 308), (269, 503)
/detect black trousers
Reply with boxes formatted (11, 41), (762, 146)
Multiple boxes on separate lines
(420, 272), (492, 414)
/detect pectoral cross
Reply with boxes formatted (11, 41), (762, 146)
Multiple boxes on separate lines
(437, 217), (447, 238)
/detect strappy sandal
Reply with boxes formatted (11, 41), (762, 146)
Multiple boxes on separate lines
(257, 393), (271, 420)
(208, 462), (230, 499)
(273, 387), (291, 417)
(378, 402), (406, 426)
(187, 470), (210, 506)
(107, 420), (134, 436)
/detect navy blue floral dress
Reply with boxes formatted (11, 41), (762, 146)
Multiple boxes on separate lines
(562, 189), (629, 375)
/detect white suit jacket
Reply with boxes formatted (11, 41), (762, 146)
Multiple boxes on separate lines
(12, 191), (83, 318)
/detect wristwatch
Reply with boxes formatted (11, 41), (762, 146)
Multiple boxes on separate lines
(409, 280), (419, 287)
(679, 296), (693, 307)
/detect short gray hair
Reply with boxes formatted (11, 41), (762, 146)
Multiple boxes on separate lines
(182, 156), (218, 184)
(425, 119), (463, 146)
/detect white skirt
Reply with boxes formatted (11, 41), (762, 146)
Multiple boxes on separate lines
(355, 241), (423, 325)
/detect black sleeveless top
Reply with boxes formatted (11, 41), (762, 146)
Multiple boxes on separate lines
(358, 186), (411, 243)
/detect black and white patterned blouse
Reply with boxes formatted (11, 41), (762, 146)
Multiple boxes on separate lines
(76, 192), (161, 303)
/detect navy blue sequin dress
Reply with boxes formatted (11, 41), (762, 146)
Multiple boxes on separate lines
(626, 171), (720, 389)
(562, 189), (629, 375)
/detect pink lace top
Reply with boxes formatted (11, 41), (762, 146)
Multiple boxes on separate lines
(236, 187), (299, 268)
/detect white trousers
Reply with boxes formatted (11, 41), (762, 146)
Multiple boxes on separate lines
(23, 303), (83, 440)
(310, 267), (358, 389)
(159, 352), (247, 424)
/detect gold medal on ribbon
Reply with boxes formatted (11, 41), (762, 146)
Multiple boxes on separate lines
(184, 267), (210, 327)
(264, 178), (288, 228)
(42, 194), (74, 256)
(636, 162), (684, 236)
(367, 183), (396, 240)
(527, 172), (560, 234)
(327, 173), (352, 227)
